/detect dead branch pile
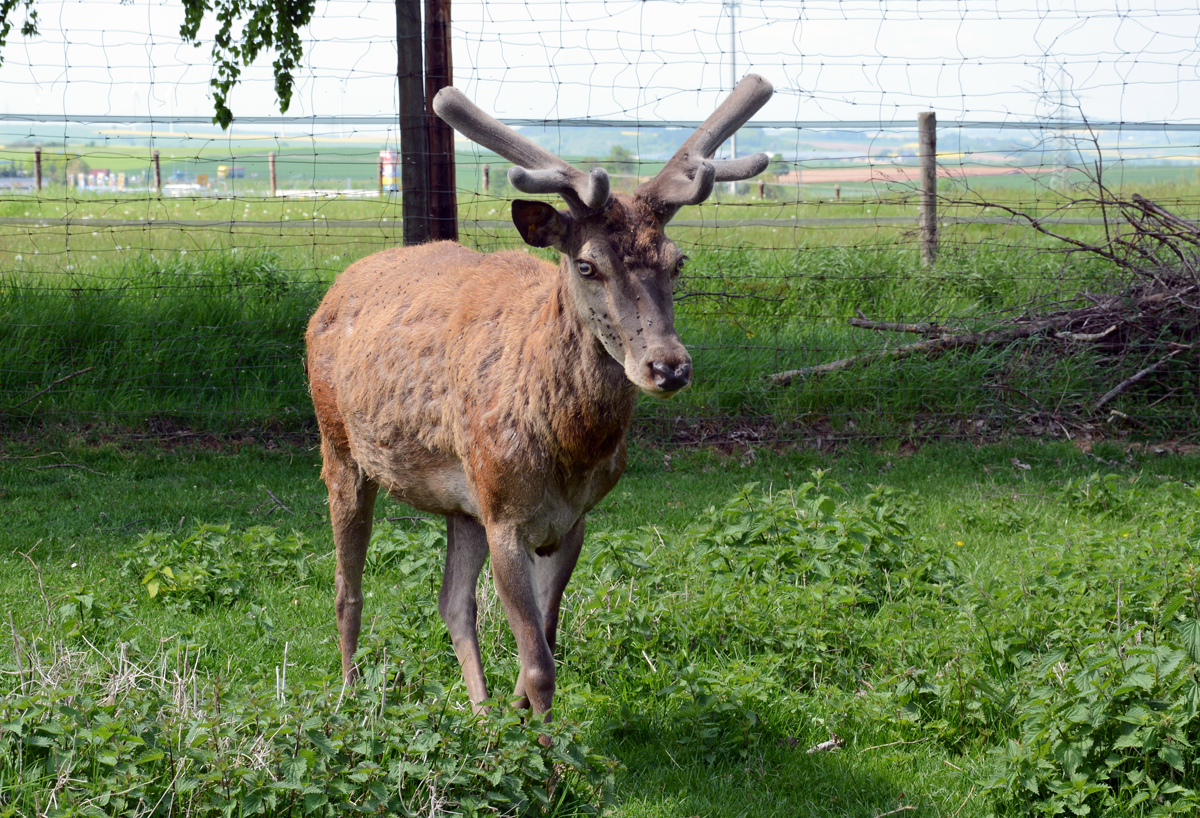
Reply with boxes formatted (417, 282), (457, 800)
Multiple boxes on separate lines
(769, 188), (1199, 413)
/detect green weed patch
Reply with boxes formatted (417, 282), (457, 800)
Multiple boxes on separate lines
(5, 465), (1200, 815)
(1, 658), (612, 817)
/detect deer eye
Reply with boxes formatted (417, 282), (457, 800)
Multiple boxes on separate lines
(577, 260), (596, 278)
(674, 255), (689, 276)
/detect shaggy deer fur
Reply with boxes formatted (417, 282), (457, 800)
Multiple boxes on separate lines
(306, 75), (773, 720)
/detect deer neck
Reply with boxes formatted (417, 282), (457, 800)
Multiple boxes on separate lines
(534, 270), (639, 467)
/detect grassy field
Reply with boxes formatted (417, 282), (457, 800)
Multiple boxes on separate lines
(2, 432), (1200, 816)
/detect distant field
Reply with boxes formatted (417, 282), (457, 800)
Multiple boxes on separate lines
(4, 134), (1197, 199)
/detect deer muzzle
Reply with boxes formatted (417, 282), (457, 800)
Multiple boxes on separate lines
(635, 341), (692, 398)
(650, 359), (692, 394)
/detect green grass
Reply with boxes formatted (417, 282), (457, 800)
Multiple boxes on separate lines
(3, 434), (1200, 815)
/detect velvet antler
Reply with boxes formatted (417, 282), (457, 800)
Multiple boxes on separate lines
(635, 74), (774, 222)
(433, 87), (611, 217)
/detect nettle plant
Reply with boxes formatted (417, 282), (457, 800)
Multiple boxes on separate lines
(122, 523), (312, 610)
(981, 524), (1200, 817)
(0, 643), (614, 818)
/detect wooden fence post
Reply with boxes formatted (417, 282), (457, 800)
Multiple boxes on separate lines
(397, 0), (429, 245)
(918, 111), (937, 266)
(33, 147), (42, 191)
(481, 163), (489, 194)
(269, 152), (277, 197)
(153, 150), (161, 195)
(425, 0), (457, 242)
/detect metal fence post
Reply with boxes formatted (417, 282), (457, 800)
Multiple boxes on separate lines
(918, 111), (937, 266)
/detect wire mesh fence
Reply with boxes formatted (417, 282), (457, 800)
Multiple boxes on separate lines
(2, 0), (1199, 442)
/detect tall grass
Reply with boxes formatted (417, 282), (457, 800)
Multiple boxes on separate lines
(0, 250), (324, 428)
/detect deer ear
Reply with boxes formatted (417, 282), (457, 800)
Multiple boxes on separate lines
(512, 200), (569, 250)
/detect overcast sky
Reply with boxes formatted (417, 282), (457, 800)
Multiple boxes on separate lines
(1, 0), (1198, 126)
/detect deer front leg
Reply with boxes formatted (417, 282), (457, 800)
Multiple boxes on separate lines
(440, 514), (491, 709)
(488, 529), (556, 718)
(512, 518), (585, 707)
(322, 439), (378, 684)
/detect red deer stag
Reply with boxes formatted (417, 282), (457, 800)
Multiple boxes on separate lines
(306, 75), (773, 721)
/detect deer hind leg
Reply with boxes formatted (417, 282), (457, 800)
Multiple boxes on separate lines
(440, 514), (491, 710)
(321, 437), (378, 684)
(511, 518), (586, 707)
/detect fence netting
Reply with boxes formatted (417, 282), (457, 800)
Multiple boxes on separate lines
(2, 0), (1199, 441)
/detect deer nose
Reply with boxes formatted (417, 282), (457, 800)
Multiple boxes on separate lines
(650, 360), (692, 393)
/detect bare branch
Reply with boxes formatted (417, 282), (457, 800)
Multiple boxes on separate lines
(10, 366), (94, 409)
(1093, 348), (1189, 410)
(768, 317), (1072, 386)
(1055, 324), (1118, 342)
(848, 317), (948, 336)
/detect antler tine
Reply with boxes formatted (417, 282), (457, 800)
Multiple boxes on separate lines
(683, 74), (774, 160)
(636, 74), (774, 219)
(711, 154), (772, 182)
(433, 87), (611, 215)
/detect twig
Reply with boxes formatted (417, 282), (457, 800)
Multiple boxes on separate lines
(8, 611), (24, 693)
(264, 489), (293, 515)
(848, 317), (947, 335)
(1055, 324), (1118, 343)
(16, 542), (51, 629)
(859, 736), (931, 753)
(951, 785), (976, 818)
(1105, 409), (1150, 429)
(10, 366), (95, 409)
(1131, 194), (1200, 233)
(768, 316), (1072, 386)
(1094, 348), (1188, 410)
(25, 462), (107, 476)
(874, 806), (917, 817)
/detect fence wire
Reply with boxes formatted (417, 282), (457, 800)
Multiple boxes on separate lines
(2, 0), (1199, 441)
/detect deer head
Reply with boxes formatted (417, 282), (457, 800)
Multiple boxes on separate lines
(433, 76), (773, 396)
